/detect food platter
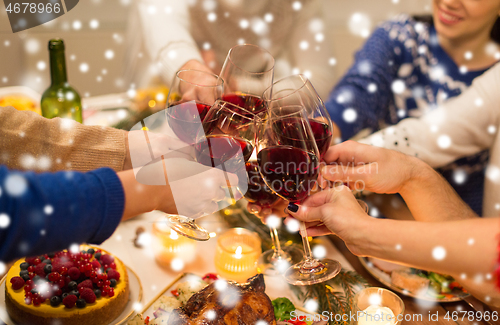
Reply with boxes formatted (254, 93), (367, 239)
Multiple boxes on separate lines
(0, 265), (142, 325)
(359, 257), (469, 302)
(132, 272), (316, 325)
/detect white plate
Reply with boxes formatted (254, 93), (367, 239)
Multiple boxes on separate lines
(359, 257), (469, 302)
(0, 86), (41, 103)
(0, 266), (142, 325)
(140, 273), (314, 323)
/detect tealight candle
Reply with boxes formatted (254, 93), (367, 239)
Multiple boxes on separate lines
(214, 228), (262, 283)
(152, 216), (197, 269)
(352, 287), (404, 325)
(358, 306), (396, 325)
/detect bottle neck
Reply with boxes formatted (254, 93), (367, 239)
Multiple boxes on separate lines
(49, 49), (67, 86)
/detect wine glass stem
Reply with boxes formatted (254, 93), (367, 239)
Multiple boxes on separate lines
(300, 221), (314, 263)
(270, 227), (285, 260)
(299, 221), (325, 273)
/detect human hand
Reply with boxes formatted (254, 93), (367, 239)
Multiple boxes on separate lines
(124, 129), (195, 171)
(177, 60), (222, 105)
(135, 157), (242, 217)
(285, 186), (373, 255)
(321, 141), (420, 195)
(247, 199), (288, 222)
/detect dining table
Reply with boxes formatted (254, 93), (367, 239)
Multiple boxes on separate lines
(72, 93), (499, 324)
(99, 194), (494, 325)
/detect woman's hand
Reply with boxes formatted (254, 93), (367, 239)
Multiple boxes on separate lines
(285, 186), (374, 256)
(321, 141), (419, 195)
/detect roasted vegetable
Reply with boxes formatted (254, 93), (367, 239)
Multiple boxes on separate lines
(272, 297), (296, 321)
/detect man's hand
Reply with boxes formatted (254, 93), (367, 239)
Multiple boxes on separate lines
(177, 60), (222, 105)
(123, 130), (194, 170)
(322, 141), (476, 222)
(321, 141), (419, 195)
(135, 157), (241, 218)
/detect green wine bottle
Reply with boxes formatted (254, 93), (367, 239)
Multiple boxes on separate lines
(41, 39), (83, 123)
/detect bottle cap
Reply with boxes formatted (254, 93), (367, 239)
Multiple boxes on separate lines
(48, 39), (65, 51)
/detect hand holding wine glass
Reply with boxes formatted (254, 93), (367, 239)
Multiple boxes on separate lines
(164, 99), (257, 241)
(284, 185), (372, 257)
(263, 75), (369, 211)
(245, 160), (303, 275)
(165, 69), (223, 145)
(256, 105), (341, 285)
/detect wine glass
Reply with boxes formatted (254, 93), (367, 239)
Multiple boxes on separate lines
(165, 69), (224, 144)
(263, 74), (333, 159)
(219, 44), (274, 115)
(245, 159), (303, 275)
(163, 70), (223, 241)
(256, 105), (341, 285)
(263, 75), (369, 212)
(167, 100), (256, 241)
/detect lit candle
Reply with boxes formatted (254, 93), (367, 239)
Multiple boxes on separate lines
(152, 217), (197, 269)
(214, 228), (262, 283)
(358, 306), (396, 325)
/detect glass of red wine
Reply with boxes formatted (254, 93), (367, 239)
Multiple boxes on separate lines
(256, 105), (341, 285)
(167, 100), (257, 241)
(245, 158), (304, 276)
(219, 44), (274, 116)
(195, 101), (256, 170)
(262, 74), (333, 159)
(263, 75), (369, 211)
(166, 69), (224, 144)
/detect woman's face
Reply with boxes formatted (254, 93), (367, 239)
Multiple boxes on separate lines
(433, 0), (500, 42)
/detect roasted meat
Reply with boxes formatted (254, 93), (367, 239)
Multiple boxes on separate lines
(168, 274), (276, 325)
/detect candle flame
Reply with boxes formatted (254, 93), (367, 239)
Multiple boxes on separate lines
(234, 246), (243, 259)
(170, 230), (179, 240)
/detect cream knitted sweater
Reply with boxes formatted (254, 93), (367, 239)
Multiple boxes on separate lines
(360, 63), (500, 217)
(0, 107), (126, 173)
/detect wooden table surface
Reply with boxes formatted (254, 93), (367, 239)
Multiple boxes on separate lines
(329, 194), (494, 325)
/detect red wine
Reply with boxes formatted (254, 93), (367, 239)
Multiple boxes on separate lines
(309, 120), (333, 158)
(272, 117), (332, 159)
(222, 93), (267, 116)
(244, 161), (280, 208)
(257, 146), (319, 204)
(167, 101), (211, 144)
(272, 117), (317, 151)
(195, 134), (254, 173)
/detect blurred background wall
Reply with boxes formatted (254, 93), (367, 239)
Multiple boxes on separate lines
(0, 0), (431, 97)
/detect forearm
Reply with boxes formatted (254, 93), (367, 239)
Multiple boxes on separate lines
(0, 167), (124, 262)
(118, 169), (177, 221)
(0, 107), (127, 172)
(357, 218), (499, 305)
(360, 218), (497, 274)
(400, 157), (477, 221)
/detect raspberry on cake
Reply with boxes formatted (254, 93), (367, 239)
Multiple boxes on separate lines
(5, 245), (130, 325)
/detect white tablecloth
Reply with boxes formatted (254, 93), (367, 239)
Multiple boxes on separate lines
(99, 210), (353, 309)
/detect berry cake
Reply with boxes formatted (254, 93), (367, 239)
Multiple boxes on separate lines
(5, 245), (129, 325)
